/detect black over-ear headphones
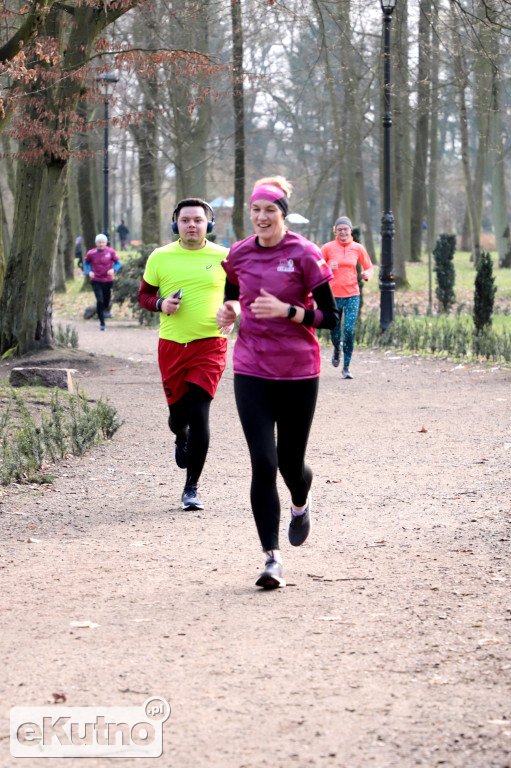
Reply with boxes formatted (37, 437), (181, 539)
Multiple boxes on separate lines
(172, 200), (215, 235)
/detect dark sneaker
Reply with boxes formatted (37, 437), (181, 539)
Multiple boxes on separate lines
(100, 323), (106, 331)
(255, 557), (285, 589)
(342, 367), (353, 379)
(174, 440), (188, 469)
(287, 494), (311, 546)
(332, 346), (341, 367)
(181, 486), (204, 511)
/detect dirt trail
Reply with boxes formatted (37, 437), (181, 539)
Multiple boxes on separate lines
(1, 316), (510, 768)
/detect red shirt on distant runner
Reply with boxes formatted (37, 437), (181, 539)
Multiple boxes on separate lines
(85, 246), (119, 282)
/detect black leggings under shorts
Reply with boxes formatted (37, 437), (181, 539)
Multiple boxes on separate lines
(234, 374), (319, 552)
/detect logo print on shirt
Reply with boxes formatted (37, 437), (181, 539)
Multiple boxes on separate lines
(206, 264), (212, 269)
(277, 258), (295, 273)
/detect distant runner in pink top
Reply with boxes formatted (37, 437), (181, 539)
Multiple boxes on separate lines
(321, 216), (374, 378)
(216, 176), (338, 591)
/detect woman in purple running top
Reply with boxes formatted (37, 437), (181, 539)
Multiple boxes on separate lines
(216, 176), (338, 590)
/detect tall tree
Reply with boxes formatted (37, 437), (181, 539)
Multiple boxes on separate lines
(410, 0), (432, 262)
(231, 0), (245, 241)
(450, 0), (481, 266)
(389, 0), (410, 286)
(0, 0), (138, 356)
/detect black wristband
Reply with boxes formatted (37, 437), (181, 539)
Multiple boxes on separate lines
(302, 308), (315, 326)
(156, 298), (163, 312)
(287, 305), (297, 319)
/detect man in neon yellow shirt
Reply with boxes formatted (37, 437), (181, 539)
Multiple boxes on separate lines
(138, 199), (229, 511)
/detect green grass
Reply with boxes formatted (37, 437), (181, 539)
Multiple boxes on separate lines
(367, 251), (511, 295)
(363, 251), (511, 332)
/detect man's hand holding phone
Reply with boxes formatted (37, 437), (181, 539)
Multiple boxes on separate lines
(161, 289), (183, 315)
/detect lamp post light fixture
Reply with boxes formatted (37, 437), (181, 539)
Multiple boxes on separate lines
(379, 0), (396, 331)
(96, 72), (119, 245)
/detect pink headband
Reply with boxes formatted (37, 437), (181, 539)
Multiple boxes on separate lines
(250, 184), (289, 216)
(250, 184), (286, 205)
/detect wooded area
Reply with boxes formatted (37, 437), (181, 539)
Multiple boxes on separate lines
(1, 0), (511, 356)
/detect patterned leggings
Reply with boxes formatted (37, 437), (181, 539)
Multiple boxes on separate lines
(330, 295), (360, 368)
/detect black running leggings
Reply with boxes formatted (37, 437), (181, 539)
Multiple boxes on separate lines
(91, 280), (112, 325)
(234, 374), (319, 552)
(168, 383), (212, 488)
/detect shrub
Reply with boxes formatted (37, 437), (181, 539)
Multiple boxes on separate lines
(113, 245), (159, 326)
(0, 387), (124, 486)
(433, 234), (456, 313)
(352, 312), (511, 363)
(473, 251), (497, 333)
(55, 324), (79, 348)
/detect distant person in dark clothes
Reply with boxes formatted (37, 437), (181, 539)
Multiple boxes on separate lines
(75, 236), (83, 271)
(117, 220), (129, 250)
(84, 234), (121, 331)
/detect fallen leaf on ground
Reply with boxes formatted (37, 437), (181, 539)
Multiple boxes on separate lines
(70, 621), (100, 629)
(27, 537), (40, 544)
(419, 426), (428, 433)
(49, 692), (66, 703)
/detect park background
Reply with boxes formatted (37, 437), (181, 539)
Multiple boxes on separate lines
(2, 0), (511, 357)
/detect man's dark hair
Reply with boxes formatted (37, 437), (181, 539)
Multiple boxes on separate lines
(174, 198), (212, 220)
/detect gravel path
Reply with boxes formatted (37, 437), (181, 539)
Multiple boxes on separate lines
(1, 317), (510, 767)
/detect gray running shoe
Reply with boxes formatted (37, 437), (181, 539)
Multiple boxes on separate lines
(332, 346), (341, 367)
(287, 494), (311, 546)
(255, 556), (285, 589)
(181, 486), (204, 511)
(342, 367), (353, 379)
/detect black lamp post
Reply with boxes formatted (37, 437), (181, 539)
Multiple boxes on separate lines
(379, 0), (396, 331)
(96, 72), (119, 244)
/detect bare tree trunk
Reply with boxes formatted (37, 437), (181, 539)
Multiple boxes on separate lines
(0, 197), (5, 297)
(1, 134), (16, 197)
(75, 103), (96, 296)
(426, 7), (439, 313)
(390, 0), (409, 286)
(54, 246), (66, 293)
(131, 104), (161, 245)
(426, 5), (439, 256)
(472, 9), (492, 244)
(312, 0), (345, 224)
(489, 65), (511, 267)
(410, 0), (431, 262)
(0, 3), (135, 355)
(231, 0), (245, 241)
(450, 0), (480, 266)
(460, 209), (471, 252)
(120, 132), (128, 224)
(355, 149), (376, 262)
(62, 191), (74, 280)
(20, 162), (67, 350)
(0, 155), (44, 353)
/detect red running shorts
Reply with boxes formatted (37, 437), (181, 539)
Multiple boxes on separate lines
(158, 336), (228, 405)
